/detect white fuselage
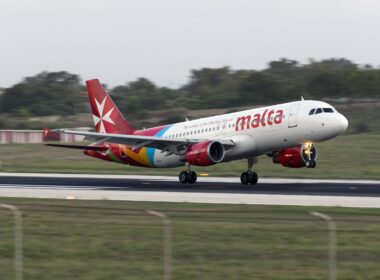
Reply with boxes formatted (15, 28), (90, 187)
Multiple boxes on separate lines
(152, 100), (348, 167)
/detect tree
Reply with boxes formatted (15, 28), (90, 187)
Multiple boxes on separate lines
(0, 71), (84, 116)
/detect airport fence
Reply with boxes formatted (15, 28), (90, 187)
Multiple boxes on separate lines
(0, 202), (379, 280)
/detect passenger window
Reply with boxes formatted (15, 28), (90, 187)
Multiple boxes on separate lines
(315, 108), (322, 114)
(309, 109), (315, 115)
(323, 108), (334, 113)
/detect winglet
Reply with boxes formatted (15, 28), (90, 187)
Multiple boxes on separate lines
(43, 128), (60, 141)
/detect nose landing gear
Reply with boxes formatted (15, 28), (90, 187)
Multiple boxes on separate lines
(305, 160), (316, 168)
(240, 157), (258, 185)
(303, 143), (317, 168)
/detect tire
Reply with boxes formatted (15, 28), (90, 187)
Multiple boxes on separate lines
(311, 160), (317, 168)
(240, 172), (249, 185)
(249, 172), (258, 185)
(179, 171), (188, 184)
(188, 171), (197, 184)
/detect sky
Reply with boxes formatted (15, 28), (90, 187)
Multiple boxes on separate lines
(1, 0), (380, 88)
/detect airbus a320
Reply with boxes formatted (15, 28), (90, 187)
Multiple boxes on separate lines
(47, 79), (348, 185)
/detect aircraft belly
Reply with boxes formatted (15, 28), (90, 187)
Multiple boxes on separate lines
(154, 150), (184, 168)
(252, 126), (302, 154)
(224, 134), (258, 161)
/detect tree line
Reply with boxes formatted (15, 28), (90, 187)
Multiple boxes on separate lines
(0, 58), (379, 125)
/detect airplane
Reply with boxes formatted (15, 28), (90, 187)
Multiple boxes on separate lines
(46, 79), (348, 185)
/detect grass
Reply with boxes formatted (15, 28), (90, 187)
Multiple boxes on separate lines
(0, 198), (379, 280)
(0, 133), (379, 179)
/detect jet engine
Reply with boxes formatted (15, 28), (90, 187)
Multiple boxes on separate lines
(272, 143), (317, 168)
(183, 141), (225, 166)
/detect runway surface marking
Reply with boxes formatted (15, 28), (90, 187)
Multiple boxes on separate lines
(0, 173), (379, 208)
(0, 186), (379, 208)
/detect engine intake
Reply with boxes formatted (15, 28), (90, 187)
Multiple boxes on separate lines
(183, 141), (225, 166)
(273, 144), (317, 168)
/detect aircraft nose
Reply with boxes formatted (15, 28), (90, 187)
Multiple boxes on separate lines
(336, 113), (348, 134)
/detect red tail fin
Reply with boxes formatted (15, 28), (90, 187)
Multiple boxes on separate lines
(86, 79), (135, 134)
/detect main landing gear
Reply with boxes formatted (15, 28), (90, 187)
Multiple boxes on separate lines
(179, 159), (259, 185)
(240, 157), (258, 185)
(179, 164), (197, 184)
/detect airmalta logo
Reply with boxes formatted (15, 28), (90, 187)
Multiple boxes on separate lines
(235, 109), (284, 131)
(92, 97), (115, 133)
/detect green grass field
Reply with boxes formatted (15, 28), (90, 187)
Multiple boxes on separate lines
(0, 133), (379, 179)
(0, 198), (379, 280)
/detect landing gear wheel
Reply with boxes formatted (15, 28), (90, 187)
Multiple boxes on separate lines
(240, 172), (250, 185)
(179, 171), (197, 184)
(188, 171), (197, 184)
(241, 157), (259, 185)
(248, 171), (258, 185)
(306, 160), (317, 169)
(179, 171), (188, 184)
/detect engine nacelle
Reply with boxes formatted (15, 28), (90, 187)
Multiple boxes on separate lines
(183, 141), (225, 166)
(273, 144), (317, 168)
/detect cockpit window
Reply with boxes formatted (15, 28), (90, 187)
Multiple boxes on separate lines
(309, 109), (315, 115)
(315, 108), (323, 114)
(323, 108), (334, 113)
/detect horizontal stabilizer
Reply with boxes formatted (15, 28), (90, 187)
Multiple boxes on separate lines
(45, 144), (107, 151)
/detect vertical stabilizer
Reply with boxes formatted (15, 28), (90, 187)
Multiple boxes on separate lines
(86, 79), (135, 134)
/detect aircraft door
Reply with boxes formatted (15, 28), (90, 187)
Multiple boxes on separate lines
(288, 104), (300, 128)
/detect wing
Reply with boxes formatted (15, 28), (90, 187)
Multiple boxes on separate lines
(45, 143), (108, 151)
(51, 129), (235, 155)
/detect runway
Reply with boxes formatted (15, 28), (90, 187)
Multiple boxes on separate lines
(0, 173), (379, 208)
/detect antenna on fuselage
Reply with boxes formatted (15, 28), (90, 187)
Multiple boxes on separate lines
(301, 96), (305, 101)
(185, 117), (189, 122)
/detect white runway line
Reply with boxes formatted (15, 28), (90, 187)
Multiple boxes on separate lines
(0, 186), (379, 208)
